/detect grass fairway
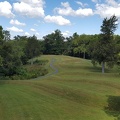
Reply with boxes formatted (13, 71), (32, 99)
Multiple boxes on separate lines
(0, 55), (120, 120)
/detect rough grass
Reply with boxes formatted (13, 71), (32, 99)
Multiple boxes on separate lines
(0, 55), (120, 120)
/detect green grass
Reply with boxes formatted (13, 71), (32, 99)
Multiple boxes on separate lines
(0, 55), (120, 120)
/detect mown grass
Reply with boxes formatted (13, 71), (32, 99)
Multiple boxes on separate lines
(0, 55), (120, 120)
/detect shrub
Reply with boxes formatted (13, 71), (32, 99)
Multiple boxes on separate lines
(28, 59), (48, 65)
(0, 58), (49, 80)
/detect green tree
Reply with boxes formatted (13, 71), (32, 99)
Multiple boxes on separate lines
(43, 33), (55, 54)
(54, 29), (65, 54)
(73, 34), (90, 58)
(43, 29), (65, 55)
(25, 35), (41, 60)
(0, 26), (4, 40)
(0, 42), (22, 76)
(63, 36), (74, 56)
(0, 26), (23, 77)
(73, 46), (81, 57)
(89, 15), (118, 73)
(71, 32), (79, 57)
(0, 26), (4, 68)
(3, 30), (10, 41)
(13, 35), (28, 64)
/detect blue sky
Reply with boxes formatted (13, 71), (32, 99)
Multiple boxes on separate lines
(0, 0), (120, 39)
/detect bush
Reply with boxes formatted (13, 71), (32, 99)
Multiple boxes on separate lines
(25, 68), (48, 79)
(0, 76), (10, 80)
(16, 67), (27, 75)
(28, 59), (48, 65)
(10, 75), (21, 80)
(0, 58), (49, 80)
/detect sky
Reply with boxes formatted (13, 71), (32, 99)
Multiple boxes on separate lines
(1, 0), (120, 39)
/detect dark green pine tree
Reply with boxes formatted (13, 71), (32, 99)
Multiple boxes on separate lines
(90, 15), (119, 73)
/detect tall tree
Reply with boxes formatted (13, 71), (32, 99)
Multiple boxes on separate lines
(0, 42), (22, 76)
(25, 35), (41, 59)
(0, 26), (23, 76)
(89, 15), (119, 73)
(54, 29), (65, 54)
(73, 34), (90, 58)
(64, 36), (74, 56)
(43, 29), (65, 55)
(0, 26), (4, 68)
(3, 30), (11, 41)
(0, 26), (4, 40)
(43, 33), (55, 54)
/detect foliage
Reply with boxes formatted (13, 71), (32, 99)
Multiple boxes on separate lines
(0, 26), (4, 40)
(0, 23), (120, 79)
(88, 15), (119, 73)
(0, 41), (22, 76)
(43, 29), (65, 55)
(0, 58), (48, 80)
(19, 59), (48, 80)
(72, 34), (90, 58)
(105, 96), (120, 120)
(0, 26), (23, 77)
(24, 35), (42, 59)
(3, 30), (10, 41)
(32, 59), (49, 65)
(11, 36), (28, 65)
(0, 26), (48, 79)
(63, 36), (74, 56)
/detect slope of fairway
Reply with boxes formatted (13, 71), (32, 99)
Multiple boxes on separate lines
(0, 55), (120, 120)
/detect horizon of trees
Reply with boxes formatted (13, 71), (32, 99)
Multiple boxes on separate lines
(0, 16), (120, 78)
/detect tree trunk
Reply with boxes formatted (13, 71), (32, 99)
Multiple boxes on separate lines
(79, 51), (80, 58)
(83, 51), (85, 59)
(102, 61), (105, 73)
(31, 58), (33, 65)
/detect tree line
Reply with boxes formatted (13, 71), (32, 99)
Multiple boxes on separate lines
(0, 15), (120, 79)
(0, 29), (43, 79)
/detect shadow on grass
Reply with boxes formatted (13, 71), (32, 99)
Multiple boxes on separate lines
(78, 65), (103, 73)
(104, 95), (120, 120)
(79, 65), (115, 73)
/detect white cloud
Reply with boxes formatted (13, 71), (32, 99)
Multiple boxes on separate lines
(62, 31), (70, 37)
(10, 19), (26, 26)
(91, 0), (99, 3)
(54, 2), (93, 17)
(44, 15), (71, 26)
(105, 0), (118, 6)
(0, 1), (15, 18)
(95, 1), (120, 18)
(76, 1), (88, 7)
(61, 2), (70, 8)
(36, 32), (40, 35)
(34, 24), (38, 26)
(54, 2), (75, 16)
(13, 0), (45, 18)
(20, 0), (45, 7)
(7, 26), (23, 32)
(76, 8), (93, 16)
(30, 28), (36, 32)
(25, 32), (30, 36)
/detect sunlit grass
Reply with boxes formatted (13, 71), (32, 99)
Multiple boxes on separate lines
(0, 55), (120, 120)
